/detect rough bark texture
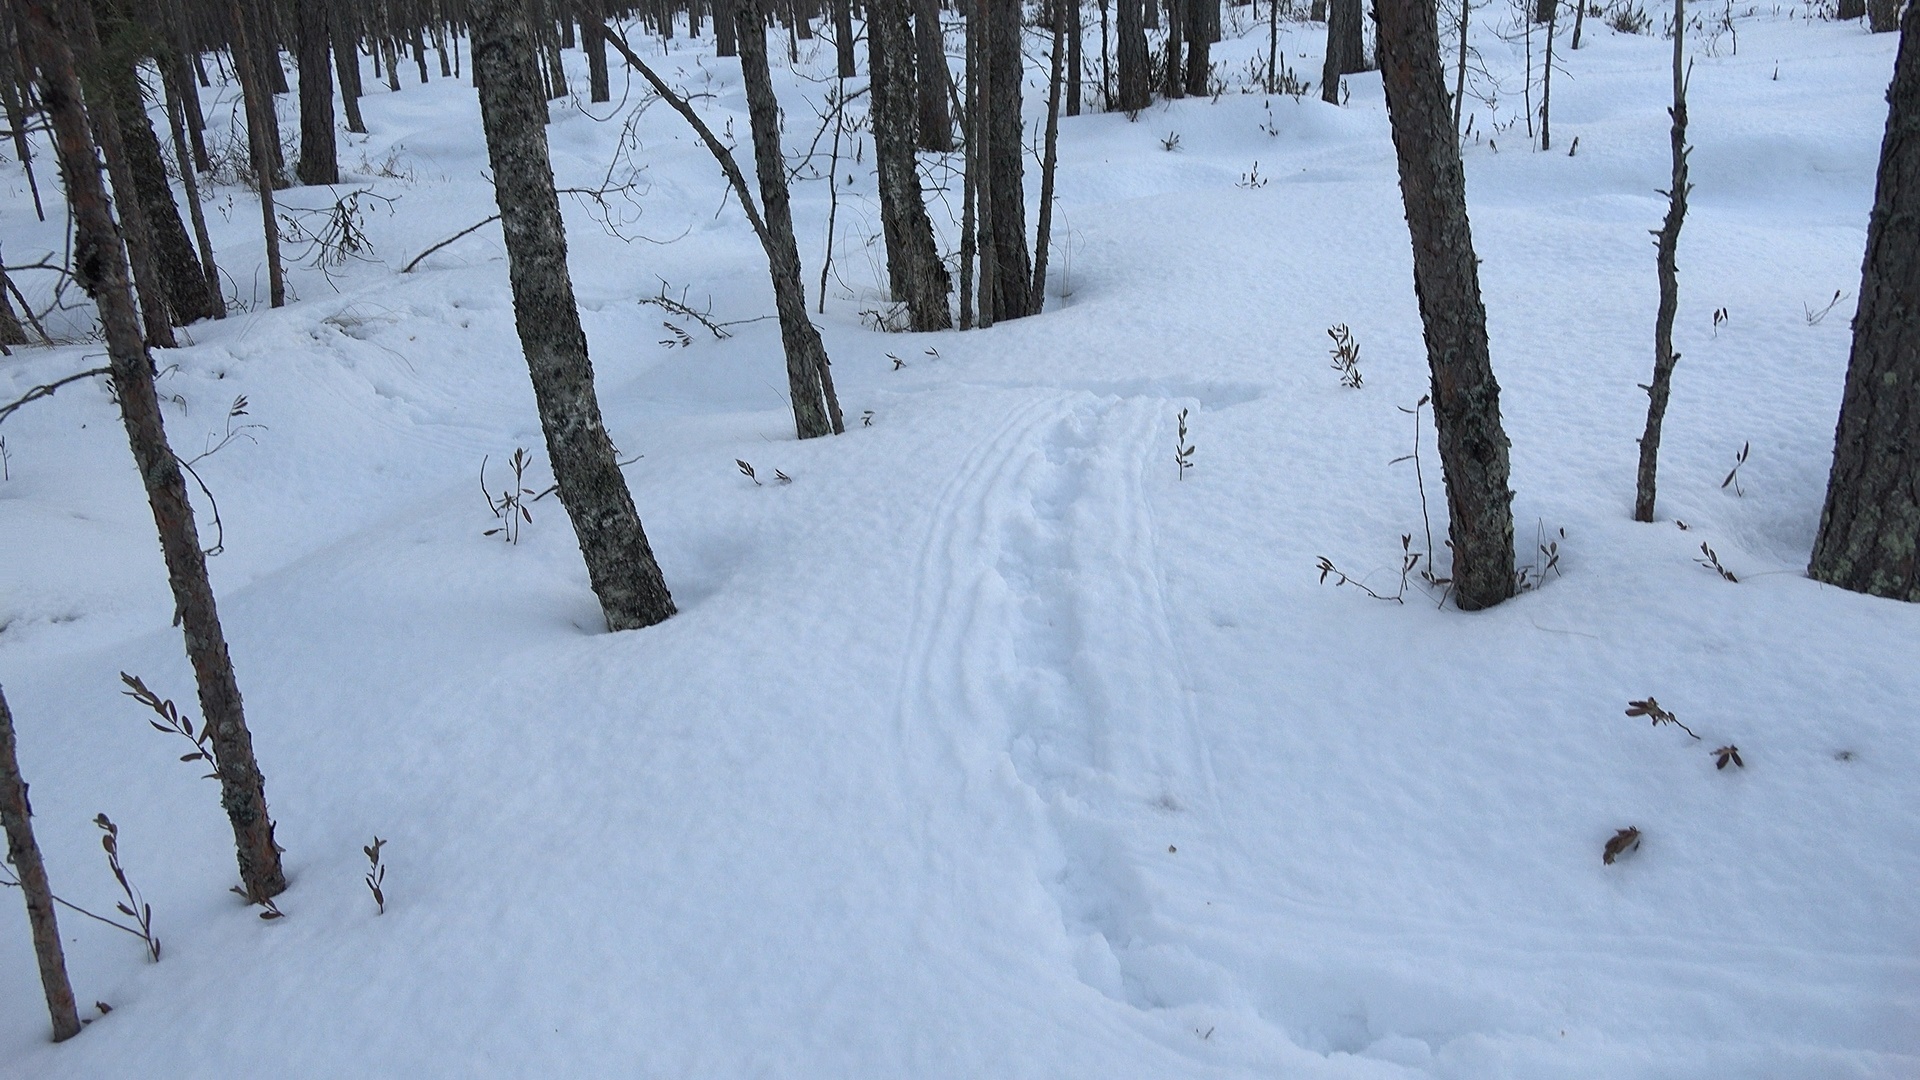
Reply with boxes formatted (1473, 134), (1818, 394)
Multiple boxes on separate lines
(1810, 1), (1920, 601)
(1838, 0), (1864, 19)
(735, 0), (843, 436)
(1164, 0), (1185, 98)
(585, 0), (611, 103)
(985, 0), (1031, 321)
(1067, 0), (1082, 115)
(1375, 0), (1516, 610)
(295, 0), (339, 185)
(831, 0), (855, 76)
(1633, 0), (1687, 522)
(20, 0), (287, 901)
(715, 0), (738, 55)
(870, 0), (952, 329)
(1184, 0), (1216, 97)
(1870, 0), (1898, 32)
(911, 0), (952, 149)
(0, 684), (82, 1043)
(1115, 0), (1149, 110)
(471, 0), (677, 631)
(1322, 0), (1366, 103)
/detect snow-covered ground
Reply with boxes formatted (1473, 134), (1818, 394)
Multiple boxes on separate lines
(1, 6), (1914, 1077)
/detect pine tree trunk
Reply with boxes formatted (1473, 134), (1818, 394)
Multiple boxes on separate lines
(912, 0), (952, 150)
(1031, 0), (1064, 312)
(20, 0), (288, 901)
(716, 0), (739, 54)
(471, 0), (679, 631)
(0, 685), (82, 1043)
(586, 0), (611, 102)
(735, 0), (844, 436)
(1184, 0), (1216, 97)
(1322, 0), (1364, 103)
(295, 0), (340, 185)
(161, 73), (225, 318)
(228, 0), (286, 306)
(1633, 0), (1686, 522)
(1810, 0), (1920, 601)
(870, 0), (953, 329)
(1164, 0), (1185, 98)
(1067, 0), (1082, 115)
(1115, 0), (1149, 110)
(986, 0), (1030, 321)
(332, 0), (368, 132)
(832, 0), (855, 76)
(1869, 0), (1898, 32)
(1376, 0), (1516, 610)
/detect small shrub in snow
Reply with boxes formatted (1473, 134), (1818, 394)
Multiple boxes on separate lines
(1712, 745), (1745, 770)
(1316, 535), (1423, 603)
(1326, 324), (1363, 388)
(1160, 131), (1182, 152)
(1626, 697), (1701, 740)
(1721, 441), (1750, 496)
(364, 837), (387, 914)
(481, 449), (543, 544)
(1174, 408), (1195, 480)
(1694, 542), (1738, 582)
(121, 672), (218, 781)
(737, 459), (762, 486)
(1606, 1), (1652, 32)
(94, 815), (160, 961)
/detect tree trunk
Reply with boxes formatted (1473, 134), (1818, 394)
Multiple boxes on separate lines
(1375, 0), (1516, 610)
(1838, 0), (1865, 18)
(1184, 0), (1214, 97)
(1031, 0), (1064, 313)
(1164, 0), (1185, 98)
(970, 0), (995, 325)
(912, 0), (952, 149)
(1115, 0), (1149, 110)
(332, 0), (368, 132)
(959, 0), (977, 329)
(716, 0), (738, 54)
(1572, 0), (1586, 47)
(1538, 0), (1554, 149)
(1633, 0), (1687, 522)
(0, 685), (82, 1043)
(471, 0), (679, 631)
(586, 0), (611, 102)
(20, 0), (288, 901)
(735, 0), (844, 436)
(832, 0), (855, 76)
(296, 0), (340, 185)
(161, 70), (225, 318)
(985, 0), (1030, 321)
(229, 0), (286, 306)
(870, 0), (953, 329)
(1322, 0), (1364, 103)
(1869, 0), (1897, 32)
(1067, 0), (1081, 115)
(1809, 0), (1920, 601)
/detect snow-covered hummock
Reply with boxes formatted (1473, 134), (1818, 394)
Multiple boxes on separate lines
(1, 7), (1913, 1077)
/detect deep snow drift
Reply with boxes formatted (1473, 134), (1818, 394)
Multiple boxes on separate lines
(1, 6), (1914, 1078)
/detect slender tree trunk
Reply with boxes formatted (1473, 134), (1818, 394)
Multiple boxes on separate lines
(1633, 0), (1687, 522)
(734, 0), (843, 435)
(1184, 0), (1214, 97)
(1376, 0), (1516, 610)
(1100, 0), (1112, 107)
(585, 0), (610, 102)
(1267, 0), (1279, 93)
(1453, 0), (1470, 133)
(332, 0), (368, 132)
(229, 0), (286, 306)
(985, 0), (1029, 320)
(971, 0), (995, 325)
(870, 0), (952, 329)
(1115, 0), (1148, 109)
(411, 20), (429, 81)
(0, 15), (46, 221)
(471, 0), (678, 630)
(1571, 0), (1586, 48)
(1539, 0), (1554, 149)
(0, 685), (82, 1043)
(715, 0), (738, 54)
(1031, 0), (1064, 313)
(1322, 0), (1364, 103)
(0, 256), (28, 345)
(911, 0), (952, 149)
(162, 76), (225, 318)
(1809, 0), (1920, 600)
(831, 0), (855, 76)
(20, 0), (287, 900)
(959, 0), (977, 330)
(1066, 0), (1080, 114)
(1164, 0), (1185, 98)
(296, 0), (340, 185)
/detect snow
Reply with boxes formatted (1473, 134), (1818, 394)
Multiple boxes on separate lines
(1, 6), (1915, 1077)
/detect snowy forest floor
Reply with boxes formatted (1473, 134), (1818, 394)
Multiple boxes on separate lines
(1, 4), (1915, 1077)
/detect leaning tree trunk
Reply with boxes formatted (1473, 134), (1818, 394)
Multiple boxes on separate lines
(986, 0), (1031, 321)
(1810, 0), (1920, 601)
(331, 0), (368, 133)
(911, 0), (952, 150)
(470, 0), (678, 631)
(295, 0), (339, 185)
(1376, 0), (1516, 610)
(1115, 0), (1149, 110)
(870, 0), (953, 330)
(19, 0), (288, 902)
(735, 0), (844, 437)
(0, 685), (82, 1044)
(1322, 0), (1365, 103)
(1633, 0), (1687, 522)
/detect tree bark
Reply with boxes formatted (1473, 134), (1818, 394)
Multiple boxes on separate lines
(870, 0), (952, 329)
(1067, 0), (1082, 115)
(715, 0), (738, 54)
(331, 0), (368, 133)
(1810, 0), (1920, 601)
(1115, 0), (1149, 110)
(831, 0), (855, 76)
(295, 0), (340, 185)
(734, 0), (844, 436)
(471, 0), (678, 631)
(911, 0), (952, 149)
(1031, 0), (1064, 313)
(585, 0), (611, 102)
(1869, 0), (1898, 33)
(1376, 0), (1516, 610)
(1164, 0), (1185, 98)
(1633, 0), (1687, 522)
(1184, 0), (1215, 97)
(1322, 0), (1365, 103)
(19, 0), (288, 901)
(985, 0), (1029, 321)
(0, 685), (82, 1043)
(228, 0), (285, 306)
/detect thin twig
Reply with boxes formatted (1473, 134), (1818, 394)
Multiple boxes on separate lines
(0, 365), (110, 427)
